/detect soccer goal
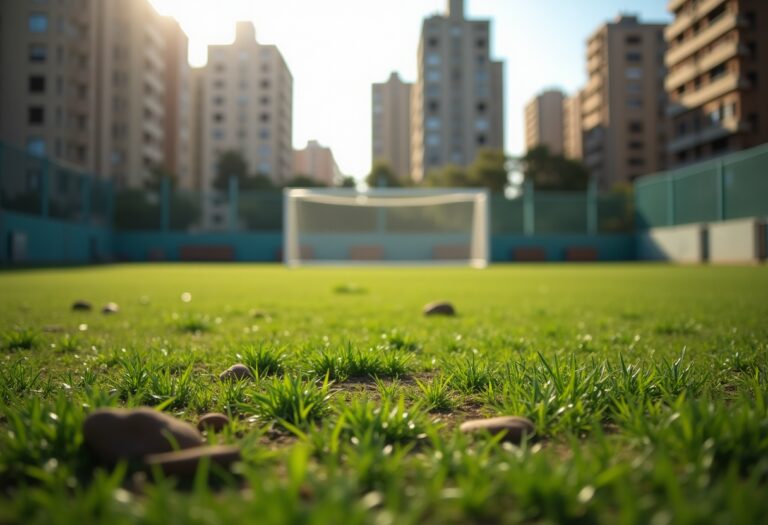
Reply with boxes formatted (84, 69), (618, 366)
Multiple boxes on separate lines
(283, 188), (489, 267)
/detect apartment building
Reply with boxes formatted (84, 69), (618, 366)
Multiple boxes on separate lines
(293, 140), (343, 186)
(411, 0), (504, 182)
(563, 91), (585, 160)
(199, 22), (293, 190)
(524, 89), (565, 155)
(161, 16), (193, 188)
(0, 0), (99, 171)
(372, 72), (412, 181)
(0, 0), (190, 190)
(582, 15), (668, 188)
(665, 0), (768, 167)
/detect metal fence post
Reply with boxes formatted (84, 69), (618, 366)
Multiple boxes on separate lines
(228, 175), (239, 232)
(587, 178), (598, 235)
(523, 179), (535, 235)
(41, 159), (50, 218)
(160, 176), (170, 232)
(81, 174), (91, 224)
(716, 160), (725, 221)
(666, 173), (675, 227)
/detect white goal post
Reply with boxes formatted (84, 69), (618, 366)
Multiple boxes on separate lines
(283, 188), (489, 267)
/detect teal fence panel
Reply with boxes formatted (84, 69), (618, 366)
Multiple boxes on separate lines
(0, 143), (44, 216)
(635, 143), (768, 229)
(238, 191), (283, 231)
(490, 195), (524, 234)
(597, 193), (634, 233)
(723, 146), (768, 220)
(534, 192), (588, 234)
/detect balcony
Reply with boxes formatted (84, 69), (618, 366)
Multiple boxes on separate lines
(667, 73), (749, 116)
(668, 0), (688, 12)
(666, 13), (746, 66)
(582, 92), (602, 115)
(665, 0), (726, 42)
(667, 116), (749, 153)
(583, 111), (603, 131)
(665, 40), (747, 91)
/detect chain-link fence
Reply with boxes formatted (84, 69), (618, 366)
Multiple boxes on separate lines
(636, 143), (768, 229)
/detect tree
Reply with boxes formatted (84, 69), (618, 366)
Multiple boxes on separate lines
(240, 174), (274, 191)
(339, 176), (357, 188)
(469, 149), (509, 193)
(144, 165), (178, 191)
(519, 145), (590, 191)
(283, 174), (327, 188)
(366, 161), (402, 188)
(214, 150), (249, 191)
(423, 165), (473, 187)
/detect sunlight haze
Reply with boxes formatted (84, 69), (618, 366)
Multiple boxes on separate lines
(149, 0), (670, 178)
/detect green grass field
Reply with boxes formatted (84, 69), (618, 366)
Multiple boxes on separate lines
(1, 264), (767, 524)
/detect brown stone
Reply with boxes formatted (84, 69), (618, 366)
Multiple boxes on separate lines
(144, 445), (241, 477)
(83, 408), (203, 464)
(197, 413), (230, 432)
(219, 364), (254, 382)
(459, 416), (535, 444)
(423, 301), (456, 316)
(72, 300), (92, 311)
(102, 302), (120, 314)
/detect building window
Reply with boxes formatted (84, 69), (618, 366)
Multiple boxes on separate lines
(476, 134), (486, 145)
(628, 158), (645, 167)
(212, 129), (225, 140)
(625, 67), (642, 80)
(29, 44), (46, 62)
(28, 107), (45, 125)
(626, 35), (642, 45)
(26, 138), (46, 157)
(476, 38), (486, 48)
(428, 37), (439, 48)
(257, 162), (271, 175)
(628, 121), (643, 133)
(626, 52), (642, 62)
(260, 113), (270, 123)
(426, 117), (441, 130)
(260, 96), (270, 105)
(213, 113), (224, 123)
(214, 96), (224, 106)
(260, 80), (270, 89)
(426, 69), (441, 82)
(628, 141), (644, 150)
(476, 101), (487, 113)
(259, 128), (270, 140)
(709, 63), (726, 82)
(28, 14), (48, 33)
(28, 76), (46, 93)
(627, 98), (643, 109)
(475, 119), (489, 131)
(428, 100), (439, 113)
(426, 53), (441, 66)
(426, 134), (440, 146)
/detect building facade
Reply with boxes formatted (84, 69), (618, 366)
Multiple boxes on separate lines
(372, 72), (412, 181)
(0, 0), (99, 171)
(582, 15), (668, 188)
(199, 22), (293, 190)
(293, 140), (343, 186)
(0, 0), (190, 190)
(563, 90), (585, 160)
(665, 0), (768, 167)
(524, 89), (565, 155)
(410, 0), (504, 182)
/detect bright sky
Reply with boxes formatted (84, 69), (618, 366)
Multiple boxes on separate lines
(149, 0), (671, 179)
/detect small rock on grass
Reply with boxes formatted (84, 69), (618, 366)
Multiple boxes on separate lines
(219, 364), (254, 382)
(459, 416), (535, 444)
(102, 302), (120, 314)
(83, 408), (203, 465)
(423, 301), (456, 316)
(72, 300), (92, 311)
(144, 445), (241, 478)
(197, 413), (230, 432)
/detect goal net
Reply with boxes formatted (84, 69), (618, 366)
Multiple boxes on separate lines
(283, 188), (489, 267)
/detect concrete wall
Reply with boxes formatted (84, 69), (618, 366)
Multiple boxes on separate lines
(637, 224), (706, 263)
(115, 232), (283, 262)
(709, 218), (766, 264)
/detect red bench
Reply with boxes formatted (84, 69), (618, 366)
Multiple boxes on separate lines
(432, 245), (470, 260)
(512, 247), (547, 262)
(179, 245), (235, 261)
(565, 246), (599, 262)
(349, 245), (384, 260)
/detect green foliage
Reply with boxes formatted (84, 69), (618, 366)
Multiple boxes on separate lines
(241, 344), (285, 378)
(3, 327), (39, 351)
(249, 375), (332, 428)
(520, 145), (590, 191)
(284, 174), (326, 188)
(366, 160), (403, 188)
